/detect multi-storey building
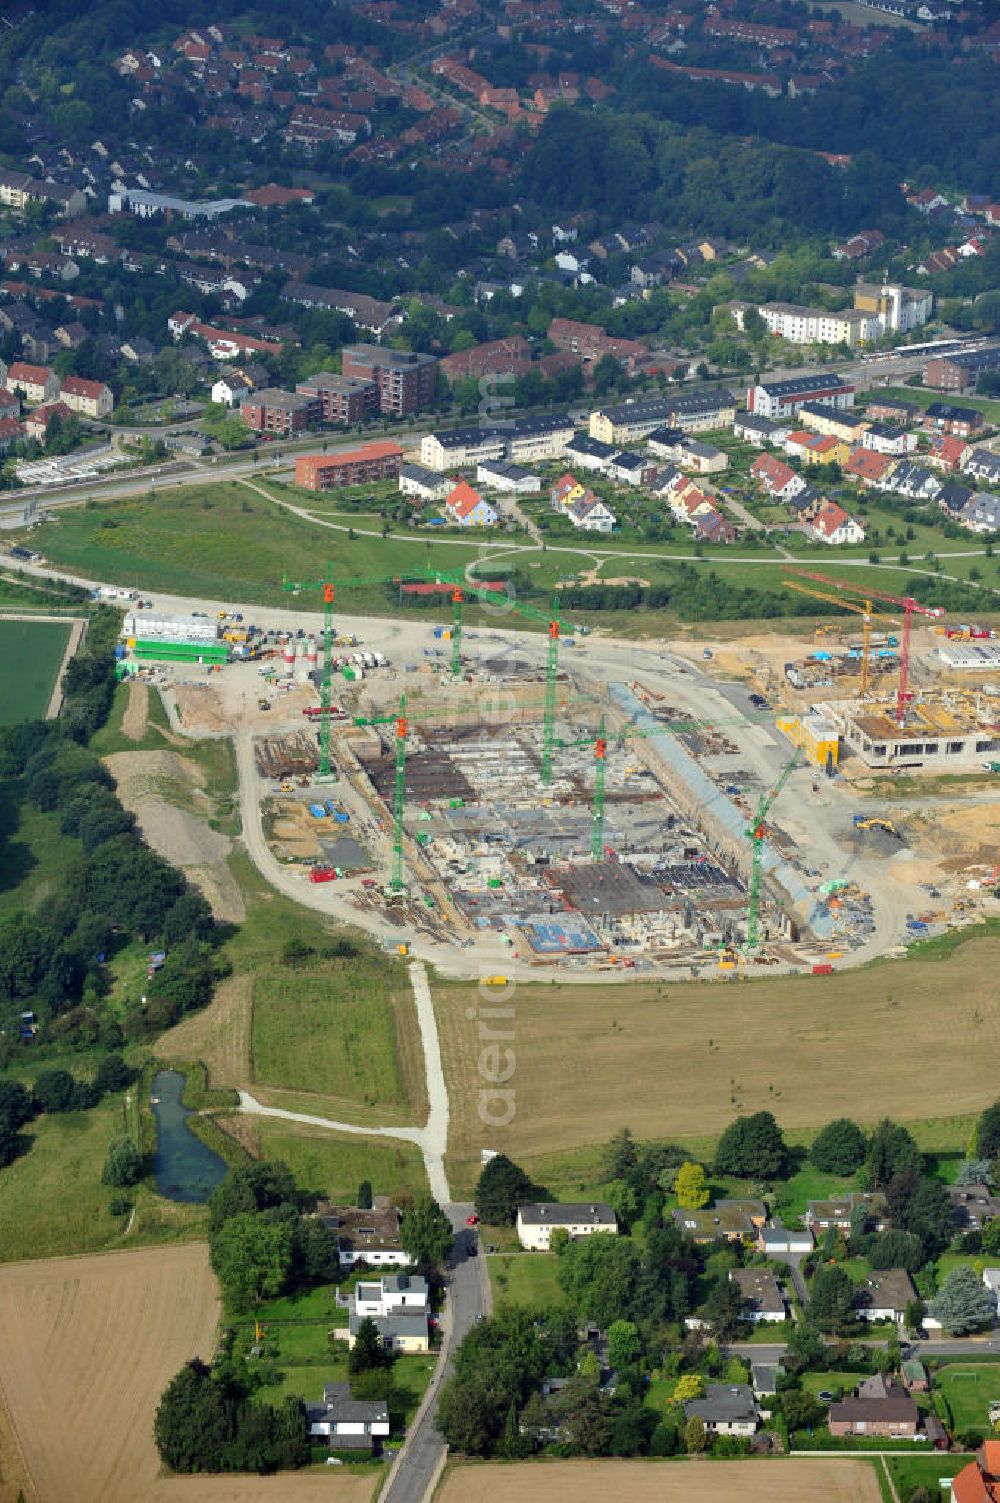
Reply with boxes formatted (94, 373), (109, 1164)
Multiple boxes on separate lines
(340, 344), (438, 418)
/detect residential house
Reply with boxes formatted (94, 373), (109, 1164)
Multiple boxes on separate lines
(860, 422), (916, 457)
(54, 321), (88, 351)
(784, 432), (850, 468)
(3, 362), (59, 405)
(828, 1372), (919, 1439)
(296, 371), (378, 425)
(399, 464), (451, 504)
(23, 401), (70, 444)
(748, 374), (855, 420)
(855, 1268), (917, 1327)
(646, 427), (689, 462)
(845, 449), (897, 490)
(964, 449), (1000, 487)
(936, 480), (975, 517)
(982, 1268), (1000, 1302)
(922, 402), (984, 438)
(927, 435), (972, 472)
(806, 1194), (887, 1235)
(676, 438), (729, 475)
(695, 509), (737, 545)
(590, 397), (675, 446)
(476, 459), (541, 494)
(889, 460), (941, 502)
(550, 473), (586, 511)
(422, 424), (508, 471)
(120, 336), (156, 364)
(506, 413), (574, 464)
(438, 335), (532, 386)
(316, 1198), (411, 1268)
(564, 433), (617, 472)
(684, 1384), (759, 1438)
(0, 415), (24, 452)
(339, 1273), (430, 1353)
(750, 1361), (782, 1398)
(950, 1444), (1000, 1503)
(751, 452), (806, 502)
(667, 386), (737, 434)
(811, 500), (865, 546)
(444, 480), (498, 527)
(516, 1202), (617, 1251)
(59, 375), (113, 419)
(901, 1360), (928, 1394)
(608, 450), (656, 487)
(674, 1198), (766, 1245)
(211, 375), (251, 408)
(241, 388), (316, 437)
(729, 1267), (787, 1324)
(866, 396), (918, 424)
(566, 492), (616, 533)
(295, 442), (404, 491)
(734, 412), (787, 447)
(948, 1183), (1000, 1233)
(798, 402), (871, 445)
(960, 496), (1000, 534)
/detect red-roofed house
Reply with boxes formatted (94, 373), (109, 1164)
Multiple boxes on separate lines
(844, 449), (896, 489)
(550, 472), (586, 511)
(751, 452), (806, 502)
(950, 1444), (1000, 1503)
(243, 185), (316, 208)
(4, 362), (59, 404)
(444, 479), (497, 527)
(928, 435), (971, 472)
(811, 499), (864, 546)
(0, 415), (24, 452)
(24, 400), (71, 443)
(59, 375), (113, 419)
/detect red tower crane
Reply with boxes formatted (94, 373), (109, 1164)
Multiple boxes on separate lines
(789, 572), (945, 727)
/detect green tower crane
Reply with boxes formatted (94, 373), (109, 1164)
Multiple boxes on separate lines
(450, 585), (463, 677)
(745, 750), (803, 953)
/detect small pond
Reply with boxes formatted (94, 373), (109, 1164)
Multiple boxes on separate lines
(151, 1069), (228, 1203)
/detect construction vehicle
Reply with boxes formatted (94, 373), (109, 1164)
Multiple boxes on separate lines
(853, 815), (897, 836)
(309, 867), (338, 883)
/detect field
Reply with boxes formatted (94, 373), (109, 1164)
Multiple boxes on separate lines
(0, 617), (71, 725)
(435, 1458), (883, 1502)
(488, 1254), (566, 1308)
(432, 941), (1000, 1191)
(251, 964), (417, 1123)
(885, 1453), (976, 1500)
(0, 1244), (218, 1503)
(933, 1363), (1000, 1434)
(243, 1116), (428, 1202)
(0, 1091), (212, 1262)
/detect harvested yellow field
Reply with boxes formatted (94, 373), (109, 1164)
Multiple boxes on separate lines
(436, 940), (1000, 1178)
(154, 1476), (376, 1501)
(0, 1244), (218, 1503)
(437, 1458), (882, 1503)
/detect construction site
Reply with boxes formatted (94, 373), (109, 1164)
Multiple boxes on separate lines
(115, 561), (1000, 977)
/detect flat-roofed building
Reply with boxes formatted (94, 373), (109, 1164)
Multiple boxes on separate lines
(295, 441), (404, 490)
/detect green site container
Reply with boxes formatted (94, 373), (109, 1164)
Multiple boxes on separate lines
(342, 666), (356, 681)
(449, 798), (464, 808)
(488, 878), (502, 889)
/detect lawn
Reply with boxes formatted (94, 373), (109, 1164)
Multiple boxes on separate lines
(802, 1371), (868, 1399)
(886, 1452), (976, 1501)
(251, 961), (416, 1121)
(250, 1116), (428, 1202)
(0, 793), (81, 919)
(774, 1163), (858, 1222)
(432, 939), (1000, 1193)
(933, 1363), (1000, 1434)
(0, 616), (71, 724)
(0, 1093), (208, 1262)
(89, 678), (175, 756)
(488, 1253), (566, 1308)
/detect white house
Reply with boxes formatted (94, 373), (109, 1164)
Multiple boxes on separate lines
(684, 1384), (759, 1438)
(567, 493), (616, 533)
(399, 463), (451, 503)
(476, 459), (541, 494)
(211, 375), (251, 408)
(811, 500), (865, 546)
(339, 1272), (430, 1353)
(516, 1202), (617, 1251)
(729, 1267), (787, 1323)
(306, 1382), (390, 1454)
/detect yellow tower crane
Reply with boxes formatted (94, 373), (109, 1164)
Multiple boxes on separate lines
(784, 581), (899, 699)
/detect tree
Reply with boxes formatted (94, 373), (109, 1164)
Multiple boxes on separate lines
(357, 1180), (373, 1210)
(474, 1154), (549, 1226)
(558, 1232), (644, 1328)
(101, 1135), (142, 1187)
(810, 1118), (867, 1175)
(606, 1319), (641, 1371)
(956, 1159), (994, 1188)
(673, 1373), (704, 1402)
(981, 1217), (1000, 1256)
(684, 1415), (707, 1453)
(650, 1419), (679, 1456)
(703, 1276), (746, 1340)
(928, 1267), (997, 1335)
(602, 1128), (639, 1182)
(978, 1099), (1000, 1160)
(713, 1111), (787, 1179)
(865, 1119), (922, 1188)
(675, 1162), (710, 1209)
(401, 1195), (453, 1270)
(348, 1316), (392, 1375)
(209, 1214), (294, 1305)
(781, 1389), (825, 1432)
(154, 1360), (233, 1474)
(605, 1177), (640, 1230)
(32, 1068), (78, 1114)
(868, 1229), (924, 1272)
(809, 1265), (856, 1334)
(785, 1322), (826, 1371)
(93, 1053), (134, 1095)
(209, 1163), (298, 1231)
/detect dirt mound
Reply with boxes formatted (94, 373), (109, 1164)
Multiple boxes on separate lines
(179, 861), (246, 923)
(121, 679), (149, 741)
(104, 750), (229, 869)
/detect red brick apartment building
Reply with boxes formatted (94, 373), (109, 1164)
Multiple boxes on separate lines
(339, 344), (438, 417)
(296, 371), (378, 424)
(295, 441), (404, 490)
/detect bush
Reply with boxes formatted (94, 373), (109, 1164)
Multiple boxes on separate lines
(810, 1118), (866, 1175)
(109, 1196), (133, 1216)
(102, 1136), (142, 1187)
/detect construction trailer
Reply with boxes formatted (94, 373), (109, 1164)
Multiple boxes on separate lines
(128, 638), (229, 666)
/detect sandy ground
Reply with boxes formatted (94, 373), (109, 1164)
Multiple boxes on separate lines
(158, 973), (252, 1089)
(436, 1458), (883, 1502)
(268, 798), (323, 860)
(173, 682), (231, 734)
(0, 1244), (219, 1503)
(182, 861), (246, 923)
(122, 677), (149, 741)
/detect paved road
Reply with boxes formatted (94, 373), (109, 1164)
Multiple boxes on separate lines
(379, 1210), (486, 1503)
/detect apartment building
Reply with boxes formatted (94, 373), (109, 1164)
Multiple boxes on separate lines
(241, 387), (318, 436)
(295, 441), (404, 490)
(296, 371), (378, 425)
(340, 344), (438, 417)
